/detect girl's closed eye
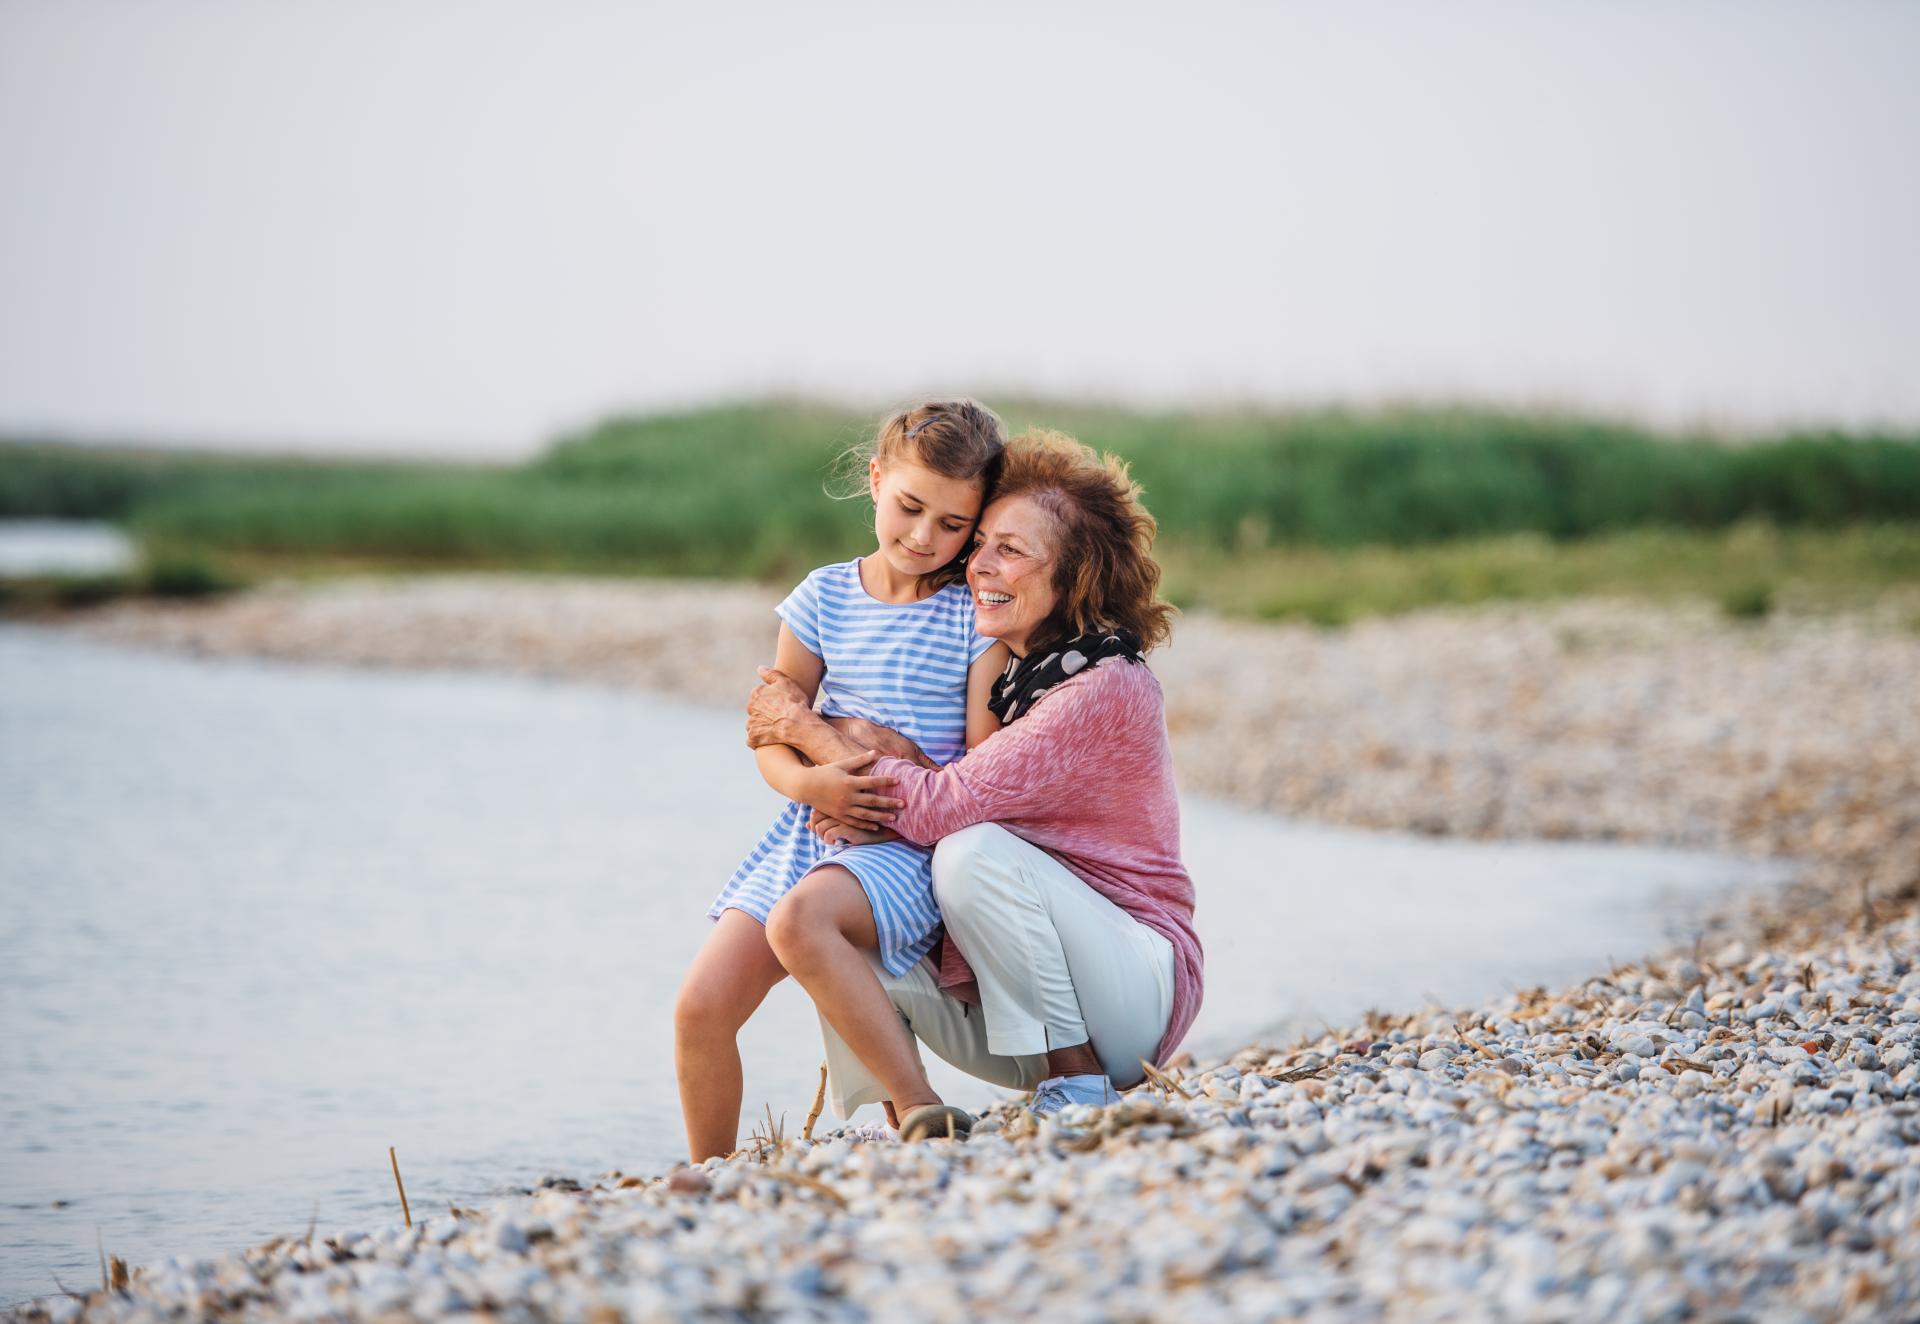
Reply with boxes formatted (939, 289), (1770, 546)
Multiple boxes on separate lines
(902, 501), (966, 534)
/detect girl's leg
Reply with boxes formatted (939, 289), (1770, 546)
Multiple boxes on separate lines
(764, 866), (944, 1117)
(674, 909), (789, 1162)
(819, 949), (1051, 1119)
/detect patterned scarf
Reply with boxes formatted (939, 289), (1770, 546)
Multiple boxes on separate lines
(987, 627), (1144, 725)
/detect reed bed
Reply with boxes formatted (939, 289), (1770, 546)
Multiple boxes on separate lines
(5, 402), (1919, 622)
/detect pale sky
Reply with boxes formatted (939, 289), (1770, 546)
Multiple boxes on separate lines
(2, 1), (1917, 457)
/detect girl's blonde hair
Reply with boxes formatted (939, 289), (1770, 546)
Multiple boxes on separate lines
(838, 400), (1007, 589)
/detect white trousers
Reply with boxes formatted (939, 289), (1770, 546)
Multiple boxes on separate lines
(820, 823), (1176, 1117)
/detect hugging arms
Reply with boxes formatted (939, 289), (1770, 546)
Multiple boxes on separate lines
(684, 420), (1203, 1156)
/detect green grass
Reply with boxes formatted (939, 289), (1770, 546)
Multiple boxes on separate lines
(1157, 522), (1920, 625)
(4, 401), (1919, 621)
(1016, 403), (1920, 546)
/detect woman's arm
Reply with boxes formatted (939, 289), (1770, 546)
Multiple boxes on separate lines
(751, 625), (828, 802)
(756, 642), (1001, 837)
(746, 645), (904, 826)
(748, 667), (871, 766)
(826, 716), (936, 769)
(876, 664), (1150, 845)
(964, 642), (1010, 749)
(803, 668), (996, 841)
(751, 660), (1151, 846)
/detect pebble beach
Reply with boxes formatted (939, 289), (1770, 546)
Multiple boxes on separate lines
(14, 575), (1920, 1322)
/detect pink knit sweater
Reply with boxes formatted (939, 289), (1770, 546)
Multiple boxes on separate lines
(874, 657), (1203, 1066)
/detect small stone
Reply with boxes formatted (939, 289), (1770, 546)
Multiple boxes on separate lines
(667, 1168), (711, 1197)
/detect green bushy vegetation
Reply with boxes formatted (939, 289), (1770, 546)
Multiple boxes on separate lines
(1156, 522), (1920, 625)
(534, 402), (1920, 551)
(4, 402), (1918, 621)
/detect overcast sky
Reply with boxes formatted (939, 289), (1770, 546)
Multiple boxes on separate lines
(2, 1), (1916, 457)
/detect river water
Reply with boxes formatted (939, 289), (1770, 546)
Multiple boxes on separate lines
(0, 521), (135, 578)
(0, 624), (1794, 1305)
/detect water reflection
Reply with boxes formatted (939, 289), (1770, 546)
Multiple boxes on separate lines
(0, 520), (136, 577)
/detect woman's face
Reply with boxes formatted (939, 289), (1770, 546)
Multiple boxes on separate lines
(967, 495), (1061, 656)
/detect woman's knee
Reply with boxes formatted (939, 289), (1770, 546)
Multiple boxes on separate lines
(930, 823), (1010, 914)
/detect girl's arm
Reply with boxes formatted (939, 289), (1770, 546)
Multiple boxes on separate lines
(778, 641), (1007, 840)
(752, 625), (827, 804)
(754, 627), (905, 826)
(750, 659), (1144, 843)
(964, 642), (1010, 749)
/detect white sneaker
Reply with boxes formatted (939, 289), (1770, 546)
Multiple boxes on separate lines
(1027, 1073), (1118, 1117)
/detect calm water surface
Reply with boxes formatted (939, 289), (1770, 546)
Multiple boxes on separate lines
(0, 521), (135, 577)
(0, 625), (1793, 1305)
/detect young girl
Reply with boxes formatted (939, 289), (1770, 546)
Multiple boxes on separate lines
(673, 400), (1010, 1162)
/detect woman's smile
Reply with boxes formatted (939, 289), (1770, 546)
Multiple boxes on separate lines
(965, 495), (1061, 654)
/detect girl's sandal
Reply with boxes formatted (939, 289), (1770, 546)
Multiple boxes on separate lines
(898, 1104), (974, 1143)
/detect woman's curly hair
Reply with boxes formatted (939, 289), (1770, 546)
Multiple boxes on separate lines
(994, 429), (1175, 653)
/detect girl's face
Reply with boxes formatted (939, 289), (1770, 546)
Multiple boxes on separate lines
(966, 495), (1061, 657)
(868, 457), (985, 580)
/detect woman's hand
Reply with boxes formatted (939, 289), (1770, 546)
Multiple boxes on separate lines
(826, 716), (938, 770)
(800, 750), (903, 826)
(746, 666), (813, 749)
(808, 809), (898, 848)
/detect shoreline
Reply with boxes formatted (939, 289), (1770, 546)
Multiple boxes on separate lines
(9, 575), (1919, 1320)
(42, 572), (1918, 915)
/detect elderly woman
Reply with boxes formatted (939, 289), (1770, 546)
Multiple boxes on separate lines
(746, 430), (1203, 1140)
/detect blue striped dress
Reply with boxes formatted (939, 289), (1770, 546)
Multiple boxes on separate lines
(709, 558), (995, 975)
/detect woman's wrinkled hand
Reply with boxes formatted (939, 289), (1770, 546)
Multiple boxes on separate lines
(808, 808), (897, 848)
(745, 666), (811, 749)
(825, 716), (938, 770)
(802, 750), (902, 826)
